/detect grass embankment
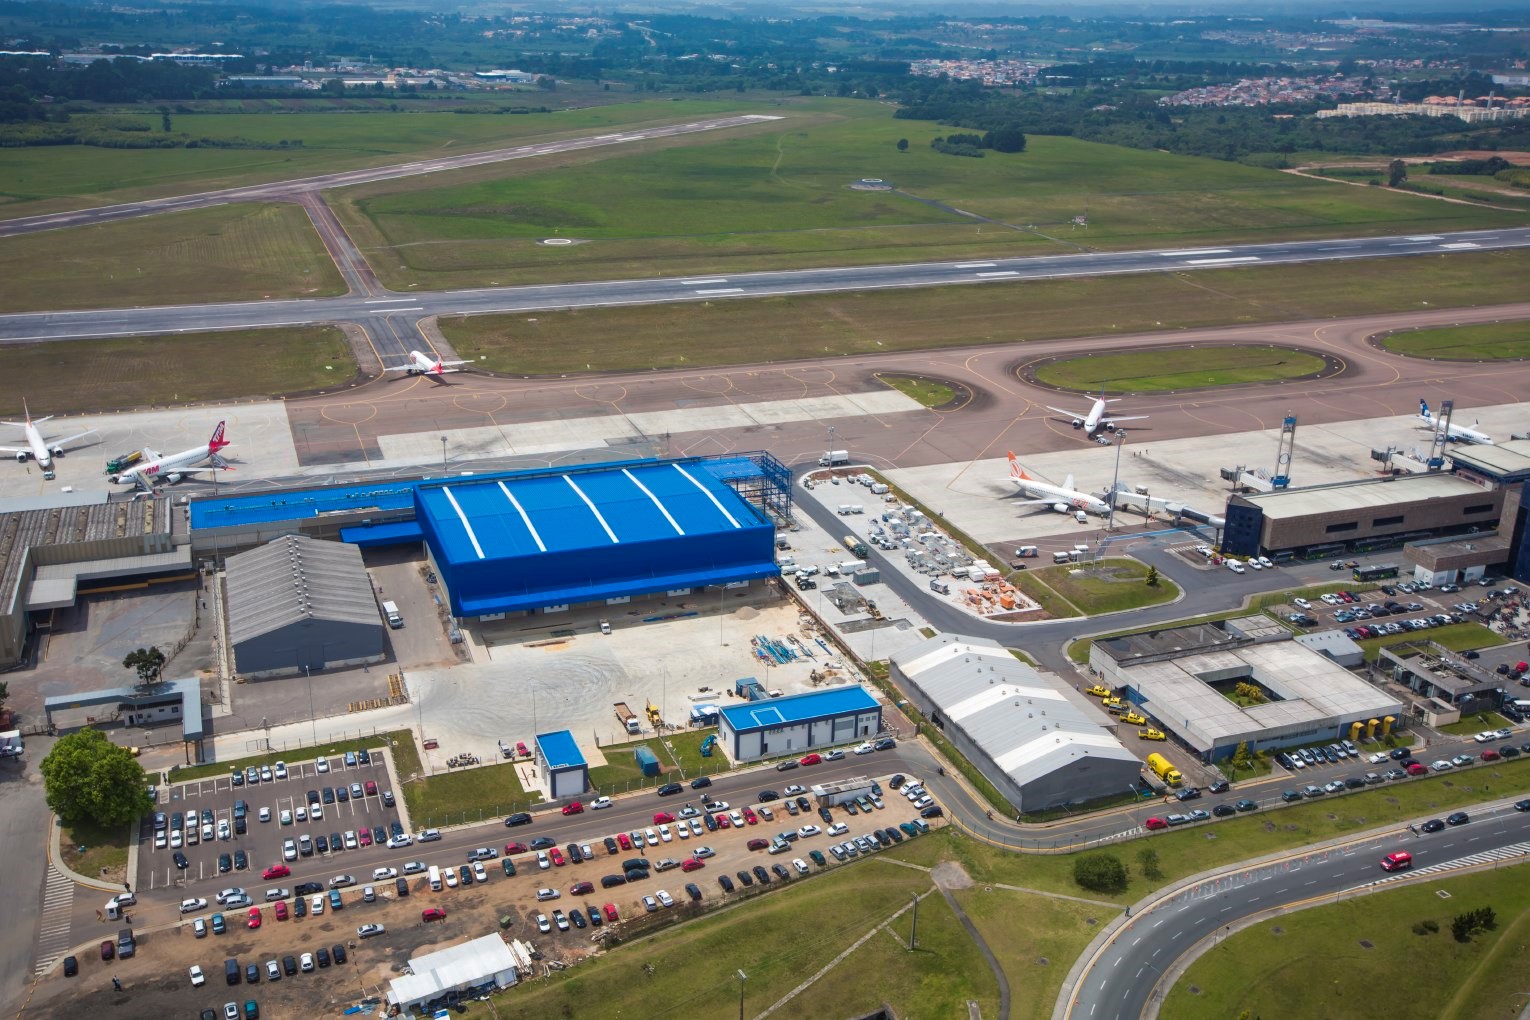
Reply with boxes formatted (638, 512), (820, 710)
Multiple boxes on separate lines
(0, 203), (343, 311)
(0, 327), (354, 414)
(1024, 558), (1181, 615)
(1381, 320), (1530, 360)
(405, 763), (542, 830)
(877, 373), (956, 407)
(1035, 344), (1327, 392)
(345, 97), (1512, 292)
(1439, 710), (1514, 737)
(442, 249), (1530, 375)
(0, 99), (756, 217)
(60, 819), (130, 883)
(170, 730), (418, 783)
(1358, 622), (1505, 663)
(1163, 862), (1530, 1020)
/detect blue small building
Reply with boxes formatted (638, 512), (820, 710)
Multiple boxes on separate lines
(634, 745), (661, 777)
(534, 730), (588, 801)
(718, 685), (883, 763)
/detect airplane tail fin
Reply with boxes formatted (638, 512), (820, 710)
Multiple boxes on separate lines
(1064, 474), (1076, 491)
(1419, 399), (1431, 420)
(208, 421), (228, 452)
(1007, 452), (1031, 481)
(430, 360), (446, 375)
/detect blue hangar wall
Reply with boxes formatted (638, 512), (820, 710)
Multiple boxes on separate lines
(416, 459), (779, 618)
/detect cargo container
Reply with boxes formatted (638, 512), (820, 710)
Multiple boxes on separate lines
(1146, 753), (1182, 787)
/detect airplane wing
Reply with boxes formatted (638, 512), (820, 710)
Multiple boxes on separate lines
(1100, 414), (1149, 427)
(1044, 405), (1088, 419)
(0, 445), (27, 455)
(382, 365), (414, 372)
(439, 359), (471, 368)
(43, 429), (98, 451)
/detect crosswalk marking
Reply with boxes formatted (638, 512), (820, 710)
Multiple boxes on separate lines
(1370, 841), (1530, 888)
(33, 867), (75, 975)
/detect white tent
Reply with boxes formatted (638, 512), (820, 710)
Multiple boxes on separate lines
(387, 934), (519, 1012)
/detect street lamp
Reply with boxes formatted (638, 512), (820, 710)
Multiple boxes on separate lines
(1106, 429), (1127, 538)
(737, 969), (747, 1020)
(440, 436), (448, 477)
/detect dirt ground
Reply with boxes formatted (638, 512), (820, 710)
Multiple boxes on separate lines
(32, 780), (931, 1018)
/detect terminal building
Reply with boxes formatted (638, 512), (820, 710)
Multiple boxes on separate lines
(1090, 619), (1404, 763)
(717, 685), (883, 763)
(891, 635), (1140, 812)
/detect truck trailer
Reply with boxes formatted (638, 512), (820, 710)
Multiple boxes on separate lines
(1146, 752), (1183, 787)
(613, 703), (641, 735)
(819, 450), (850, 467)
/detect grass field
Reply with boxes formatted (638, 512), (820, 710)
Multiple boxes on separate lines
(0, 203), (344, 311)
(1439, 710), (1514, 736)
(335, 98), (1518, 291)
(0, 326), (353, 415)
(60, 819), (130, 883)
(1356, 622), (1505, 663)
(1024, 558), (1181, 615)
(877, 373), (957, 407)
(0, 100), (758, 217)
(1163, 862), (1530, 1020)
(1034, 344), (1327, 392)
(441, 248), (1530, 375)
(405, 763), (543, 831)
(1381, 321), (1530, 360)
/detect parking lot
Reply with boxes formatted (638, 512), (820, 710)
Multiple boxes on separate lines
(41, 772), (939, 1019)
(143, 752), (399, 893)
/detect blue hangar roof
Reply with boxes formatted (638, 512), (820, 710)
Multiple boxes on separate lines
(416, 459), (779, 617)
(536, 730), (586, 771)
(721, 685), (881, 733)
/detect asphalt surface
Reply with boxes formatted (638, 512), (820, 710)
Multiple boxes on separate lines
(0, 115), (781, 239)
(1069, 801), (1530, 1020)
(3, 228), (1529, 355)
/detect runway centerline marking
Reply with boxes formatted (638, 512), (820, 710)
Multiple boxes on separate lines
(694, 288), (744, 296)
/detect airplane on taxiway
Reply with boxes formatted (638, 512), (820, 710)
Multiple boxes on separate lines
(385, 350), (473, 380)
(0, 401), (97, 480)
(1043, 392), (1147, 443)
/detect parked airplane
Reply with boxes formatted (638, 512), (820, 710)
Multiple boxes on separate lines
(1043, 392), (1147, 442)
(385, 351), (472, 379)
(1007, 452), (1111, 515)
(1418, 400), (1493, 445)
(110, 421), (230, 490)
(0, 402), (97, 480)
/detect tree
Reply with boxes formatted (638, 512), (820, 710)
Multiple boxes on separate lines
(122, 647), (165, 687)
(1388, 159), (1408, 188)
(1137, 846), (1163, 881)
(896, 137), (909, 152)
(1451, 906), (1497, 942)
(1073, 852), (1128, 893)
(1145, 565), (1160, 587)
(1230, 741), (1254, 774)
(983, 125), (1027, 153)
(39, 728), (152, 828)
(158, 105), (171, 132)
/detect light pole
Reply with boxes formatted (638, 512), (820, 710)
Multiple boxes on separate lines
(440, 436), (448, 477)
(737, 969), (747, 1020)
(305, 666), (317, 746)
(1106, 430), (1127, 539)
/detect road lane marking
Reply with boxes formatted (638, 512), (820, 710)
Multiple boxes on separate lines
(1158, 248), (1230, 256)
(694, 288), (744, 295)
(1132, 936), (1142, 945)
(955, 262), (997, 268)
(1185, 256), (1261, 265)
(1405, 235), (1443, 240)
(363, 298), (417, 304)
(976, 270), (1021, 278)
(681, 278), (729, 285)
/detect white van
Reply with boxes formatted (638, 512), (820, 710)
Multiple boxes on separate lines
(427, 865), (442, 892)
(1053, 551), (1072, 564)
(1015, 546), (1039, 558)
(1225, 559), (1246, 574)
(381, 600), (403, 628)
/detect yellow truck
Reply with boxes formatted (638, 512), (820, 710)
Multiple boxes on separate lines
(1140, 728), (1168, 743)
(1102, 696), (1123, 711)
(1122, 711), (1147, 725)
(1085, 684), (1111, 698)
(1146, 751), (1181, 786)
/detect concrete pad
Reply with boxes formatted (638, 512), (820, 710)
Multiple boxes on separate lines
(2, 401), (297, 500)
(627, 405), (757, 435)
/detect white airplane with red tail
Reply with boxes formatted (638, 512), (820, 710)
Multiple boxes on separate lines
(385, 351), (472, 379)
(0, 401), (97, 480)
(111, 421), (231, 491)
(1007, 452), (1110, 515)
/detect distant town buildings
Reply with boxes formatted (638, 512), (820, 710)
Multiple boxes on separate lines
(1160, 74), (1375, 108)
(909, 58), (1046, 87)
(1317, 98), (1530, 122)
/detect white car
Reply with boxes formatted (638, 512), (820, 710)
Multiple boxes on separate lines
(689, 819), (703, 836)
(676, 824), (690, 840)
(258, 807), (271, 822)
(1248, 559), (1264, 570)
(315, 757), (330, 774)
(536, 914), (551, 933)
(294, 806), (307, 823)
(188, 965), (205, 988)
(180, 897), (208, 914)
(704, 801), (729, 814)
(193, 917), (207, 938)
(1257, 556), (1274, 569)
(283, 839), (297, 862)
(853, 742), (875, 755)
(170, 829), (183, 849)
(1293, 598), (1312, 609)
(310, 803), (324, 820)
(783, 785), (806, 796)
(154, 830), (167, 850)
(1473, 731), (1499, 744)
(273, 761), (288, 780)
(1368, 752), (1389, 764)
(372, 867), (398, 881)
(656, 889), (675, 908)
(386, 835), (413, 850)
(444, 869), (459, 887)
(343, 831), (359, 850)
(536, 888), (560, 901)
(692, 845), (716, 859)
(797, 825), (821, 838)
(1431, 759), (1454, 772)
(300, 953), (314, 973)
(472, 862), (487, 882)
(201, 822), (214, 841)
(643, 895), (659, 913)
(644, 828), (660, 847)
(310, 894), (325, 915)
(728, 811), (745, 828)
(537, 851), (551, 870)
(658, 824), (672, 842)
(216, 888), (247, 905)
(913, 795), (933, 809)
(792, 858), (810, 875)
(590, 796), (613, 810)
(828, 822), (848, 836)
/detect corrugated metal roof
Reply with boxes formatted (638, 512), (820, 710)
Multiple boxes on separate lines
(420, 461), (766, 566)
(224, 535), (380, 646)
(892, 635), (1137, 788)
(1239, 473), (1488, 521)
(719, 685), (880, 733)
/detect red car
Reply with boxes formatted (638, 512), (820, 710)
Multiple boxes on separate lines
(1406, 762), (1428, 775)
(716, 814), (731, 829)
(247, 907), (262, 929)
(742, 808), (758, 826)
(505, 841), (528, 855)
(747, 838), (770, 851)
(570, 881), (594, 895)
(365, 780), (378, 796)
(1144, 817), (1168, 831)
(358, 829), (373, 847)
(516, 741), (529, 758)
(562, 802), (584, 816)
(1482, 749), (1502, 762)
(680, 858), (705, 872)
(602, 903), (619, 922)
(653, 811), (675, 825)
(99, 940), (114, 961)
(799, 753), (822, 766)
(617, 833), (633, 850)
(422, 907), (447, 922)
(273, 900), (288, 921)
(263, 864), (290, 880)
(549, 847), (566, 867)
(1380, 851), (1412, 872)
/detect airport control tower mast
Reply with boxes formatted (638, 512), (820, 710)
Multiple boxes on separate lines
(1427, 399), (1454, 471)
(1271, 414), (1297, 490)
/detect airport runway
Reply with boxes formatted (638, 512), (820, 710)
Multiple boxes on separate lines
(2, 228), (1529, 352)
(0, 114), (782, 238)
(1067, 803), (1530, 1020)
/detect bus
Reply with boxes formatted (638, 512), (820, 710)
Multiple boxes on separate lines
(1353, 563), (1400, 583)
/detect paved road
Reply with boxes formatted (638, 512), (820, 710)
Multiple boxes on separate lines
(1069, 802), (1530, 1020)
(0, 115), (781, 238)
(3, 227), (1528, 345)
(0, 737), (57, 1014)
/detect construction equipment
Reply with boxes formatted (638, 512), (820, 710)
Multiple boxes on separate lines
(699, 735), (717, 758)
(645, 701), (663, 728)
